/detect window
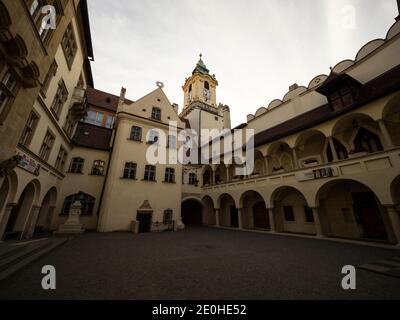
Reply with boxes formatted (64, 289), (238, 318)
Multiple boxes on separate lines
(51, 79), (68, 118)
(283, 206), (295, 222)
(19, 111), (39, 147)
(39, 130), (55, 161)
(55, 147), (68, 172)
(105, 115), (114, 129)
(148, 129), (159, 144)
(130, 126), (142, 141)
(164, 168), (175, 183)
(163, 209), (173, 225)
(204, 81), (210, 90)
(62, 23), (77, 67)
(123, 162), (137, 180)
(41, 60), (58, 95)
(151, 107), (161, 121)
(62, 192), (95, 216)
(0, 70), (18, 121)
(144, 165), (156, 181)
(64, 109), (76, 137)
(69, 157), (84, 174)
(167, 135), (177, 149)
(189, 173), (198, 186)
(304, 206), (314, 223)
(91, 160), (105, 176)
(330, 86), (354, 110)
(85, 110), (104, 126)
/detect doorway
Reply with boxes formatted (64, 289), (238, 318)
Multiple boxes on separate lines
(137, 212), (152, 233)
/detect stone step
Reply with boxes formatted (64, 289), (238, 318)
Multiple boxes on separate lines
(0, 244), (26, 260)
(0, 238), (69, 282)
(0, 240), (51, 273)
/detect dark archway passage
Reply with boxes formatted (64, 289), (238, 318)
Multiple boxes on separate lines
(181, 200), (203, 226)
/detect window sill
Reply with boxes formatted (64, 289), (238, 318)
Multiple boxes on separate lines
(127, 138), (143, 143)
(121, 177), (138, 181)
(163, 181), (176, 184)
(89, 174), (104, 177)
(141, 179), (157, 183)
(67, 172), (84, 175)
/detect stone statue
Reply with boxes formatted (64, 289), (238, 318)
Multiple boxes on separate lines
(54, 201), (85, 234)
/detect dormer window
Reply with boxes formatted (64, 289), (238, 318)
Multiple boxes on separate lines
(151, 107), (161, 121)
(316, 73), (362, 112)
(330, 86), (354, 110)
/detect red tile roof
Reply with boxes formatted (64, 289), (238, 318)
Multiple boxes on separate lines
(85, 88), (120, 113)
(72, 122), (112, 151)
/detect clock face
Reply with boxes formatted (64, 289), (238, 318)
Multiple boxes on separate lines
(203, 88), (210, 100)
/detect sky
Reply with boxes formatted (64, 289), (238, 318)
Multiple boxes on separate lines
(87, 0), (398, 127)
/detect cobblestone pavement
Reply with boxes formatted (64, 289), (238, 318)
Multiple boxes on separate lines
(0, 227), (399, 300)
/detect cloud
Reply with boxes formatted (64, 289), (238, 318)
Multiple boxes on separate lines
(87, 0), (398, 126)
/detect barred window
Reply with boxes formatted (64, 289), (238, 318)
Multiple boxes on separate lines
(69, 157), (84, 174)
(130, 126), (142, 141)
(39, 130), (55, 161)
(164, 168), (175, 183)
(91, 160), (105, 176)
(19, 111), (39, 147)
(123, 162), (137, 180)
(144, 165), (156, 181)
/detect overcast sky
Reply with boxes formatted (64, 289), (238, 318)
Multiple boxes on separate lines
(87, 0), (398, 126)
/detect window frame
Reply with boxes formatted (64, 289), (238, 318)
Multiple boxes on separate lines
(38, 130), (55, 161)
(151, 107), (162, 121)
(69, 157), (85, 174)
(123, 162), (137, 180)
(91, 160), (105, 176)
(55, 146), (68, 172)
(164, 168), (175, 183)
(144, 165), (156, 181)
(130, 126), (142, 142)
(19, 110), (40, 147)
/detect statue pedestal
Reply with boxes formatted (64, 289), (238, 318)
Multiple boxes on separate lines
(55, 201), (85, 235)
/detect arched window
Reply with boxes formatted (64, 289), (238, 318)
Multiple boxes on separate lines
(62, 192), (95, 216)
(204, 81), (210, 90)
(203, 170), (211, 186)
(151, 107), (161, 121)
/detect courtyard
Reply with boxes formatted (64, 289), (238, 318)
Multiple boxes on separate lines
(0, 227), (399, 300)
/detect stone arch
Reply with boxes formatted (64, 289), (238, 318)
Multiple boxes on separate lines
(35, 187), (58, 234)
(267, 141), (294, 173)
(239, 190), (270, 230)
(217, 193), (239, 228)
(382, 93), (400, 146)
(331, 113), (384, 153)
(390, 175), (400, 207)
(294, 130), (327, 167)
(202, 195), (216, 226)
(315, 179), (391, 242)
(181, 197), (203, 226)
(0, 1), (11, 29)
(270, 186), (315, 235)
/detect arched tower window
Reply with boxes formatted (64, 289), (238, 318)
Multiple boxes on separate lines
(204, 81), (210, 90)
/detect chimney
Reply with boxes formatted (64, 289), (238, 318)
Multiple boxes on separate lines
(222, 105), (231, 129)
(172, 103), (179, 114)
(289, 83), (299, 91)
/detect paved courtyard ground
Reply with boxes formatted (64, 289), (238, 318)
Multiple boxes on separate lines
(0, 227), (399, 300)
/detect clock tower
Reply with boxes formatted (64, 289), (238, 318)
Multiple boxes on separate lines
(180, 54), (232, 151)
(182, 54), (218, 109)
